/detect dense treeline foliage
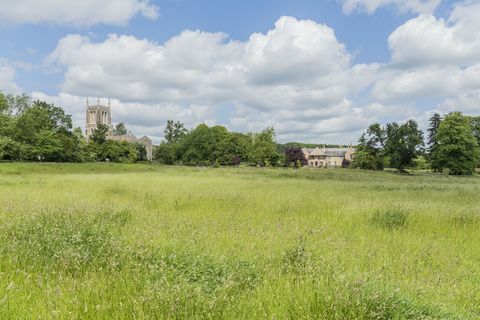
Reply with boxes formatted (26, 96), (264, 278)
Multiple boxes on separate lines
(2, 92), (479, 173)
(155, 122), (286, 167)
(354, 112), (480, 175)
(0, 92), (145, 163)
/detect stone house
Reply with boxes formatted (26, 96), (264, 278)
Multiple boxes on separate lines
(302, 146), (355, 168)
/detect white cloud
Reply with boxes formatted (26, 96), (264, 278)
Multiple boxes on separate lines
(373, 1), (480, 108)
(44, 16), (387, 143)
(38, 7), (480, 144)
(0, 0), (159, 26)
(388, 14), (480, 67)
(0, 60), (21, 93)
(339, 0), (440, 14)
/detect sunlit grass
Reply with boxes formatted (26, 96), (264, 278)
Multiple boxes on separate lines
(0, 163), (479, 319)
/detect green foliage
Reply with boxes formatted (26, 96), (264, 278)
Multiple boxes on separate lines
(113, 122), (127, 135)
(134, 142), (148, 161)
(154, 142), (176, 164)
(248, 127), (283, 167)
(215, 132), (251, 165)
(170, 123), (281, 167)
(354, 120), (424, 172)
(413, 155), (430, 170)
(0, 91), (7, 113)
(0, 97), (82, 162)
(164, 120), (187, 144)
(384, 120), (424, 172)
(177, 124), (228, 165)
(370, 207), (409, 230)
(352, 124), (386, 170)
(90, 123), (110, 145)
(433, 112), (479, 175)
(0, 136), (29, 160)
(428, 113), (443, 171)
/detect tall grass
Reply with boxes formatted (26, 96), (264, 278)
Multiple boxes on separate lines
(0, 163), (478, 319)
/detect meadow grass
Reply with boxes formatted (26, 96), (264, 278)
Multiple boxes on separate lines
(0, 163), (479, 319)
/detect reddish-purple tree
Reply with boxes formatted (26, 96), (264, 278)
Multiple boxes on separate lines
(284, 147), (307, 168)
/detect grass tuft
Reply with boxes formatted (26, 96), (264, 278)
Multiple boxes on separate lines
(370, 207), (409, 230)
(2, 212), (125, 275)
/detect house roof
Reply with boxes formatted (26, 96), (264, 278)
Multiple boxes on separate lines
(303, 147), (355, 157)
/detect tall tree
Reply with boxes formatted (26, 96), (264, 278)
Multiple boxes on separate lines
(469, 116), (480, 146)
(427, 113), (443, 171)
(114, 122), (127, 135)
(352, 123), (386, 170)
(427, 113), (442, 152)
(434, 112), (479, 175)
(384, 120), (424, 172)
(154, 143), (176, 165)
(91, 124), (110, 145)
(0, 91), (7, 113)
(248, 127), (282, 167)
(164, 120), (187, 144)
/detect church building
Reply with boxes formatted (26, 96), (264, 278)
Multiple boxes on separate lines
(85, 98), (153, 161)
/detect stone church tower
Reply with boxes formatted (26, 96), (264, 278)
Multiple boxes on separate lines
(85, 98), (113, 141)
(84, 97), (153, 161)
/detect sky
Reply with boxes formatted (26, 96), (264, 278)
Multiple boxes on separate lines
(0, 0), (478, 144)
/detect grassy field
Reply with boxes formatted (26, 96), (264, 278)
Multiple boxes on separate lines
(0, 163), (479, 319)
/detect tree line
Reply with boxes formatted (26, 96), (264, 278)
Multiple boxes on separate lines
(155, 121), (294, 167)
(2, 92), (479, 174)
(353, 112), (480, 175)
(0, 93), (147, 162)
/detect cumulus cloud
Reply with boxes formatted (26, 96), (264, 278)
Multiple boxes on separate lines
(0, 0), (159, 26)
(339, 0), (441, 14)
(38, 6), (480, 144)
(43, 16), (387, 142)
(374, 1), (480, 112)
(0, 60), (21, 93)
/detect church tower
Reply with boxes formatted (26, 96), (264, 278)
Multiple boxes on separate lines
(85, 97), (113, 141)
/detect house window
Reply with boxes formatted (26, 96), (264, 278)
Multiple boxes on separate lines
(315, 161), (318, 166)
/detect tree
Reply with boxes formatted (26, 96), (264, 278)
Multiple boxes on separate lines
(0, 136), (28, 160)
(177, 124), (229, 166)
(469, 116), (480, 146)
(4, 93), (30, 116)
(427, 113), (442, 152)
(154, 143), (176, 165)
(427, 113), (443, 171)
(470, 116), (480, 168)
(215, 132), (251, 165)
(164, 120), (187, 144)
(284, 147), (307, 168)
(384, 120), (424, 172)
(352, 124), (386, 170)
(91, 124), (110, 145)
(248, 128), (283, 167)
(0, 91), (8, 113)
(434, 112), (479, 175)
(114, 122), (127, 135)
(134, 142), (148, 161)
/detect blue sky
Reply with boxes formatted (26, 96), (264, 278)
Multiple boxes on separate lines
(0, 0), (478, 143)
